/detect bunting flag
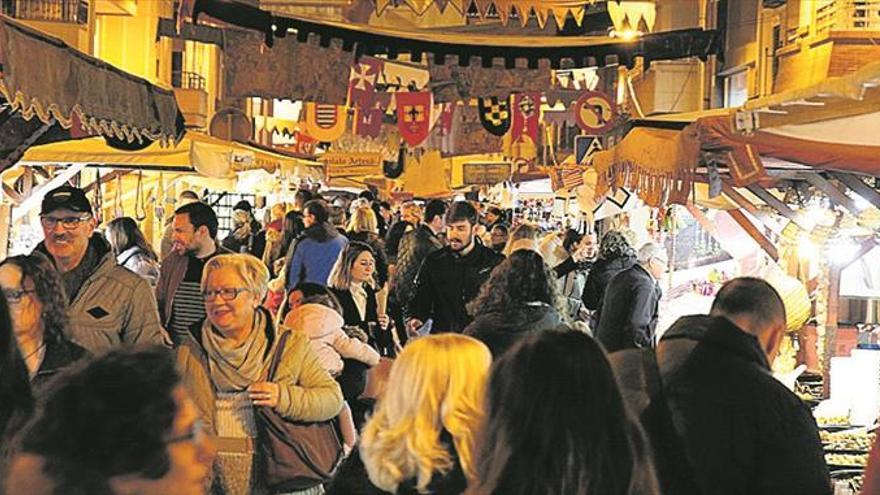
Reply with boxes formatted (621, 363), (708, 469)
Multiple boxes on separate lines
(348, 56), (384, 110)
(377, 0), (590, 27)
(355, 107), (384, 139)
(511, 92), (541, 144)
(396, 91), (433, 147)
(439, 102), (456, 136)
(303, 103), (348, 142)
(478, 96), (511, 137)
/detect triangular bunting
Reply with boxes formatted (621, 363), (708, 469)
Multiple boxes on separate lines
(375, 0), (394, 16)
(551, 6), (569, 29)
(403, 0), (436, 15)
(533, 6), (550, 29)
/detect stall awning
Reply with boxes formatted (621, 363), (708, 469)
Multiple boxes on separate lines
(19, 132), (322, 179)
(0, 15), (185, 171)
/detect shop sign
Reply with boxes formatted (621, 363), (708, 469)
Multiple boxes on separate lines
(463, 162), (512, 185)
(321, 152), (383, 178)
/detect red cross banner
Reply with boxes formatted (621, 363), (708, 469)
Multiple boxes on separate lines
(348, 56), (384, 110)
(396, 91), (433, 147)
(511, 92), (541, 144)
(303, 103), (348, 142)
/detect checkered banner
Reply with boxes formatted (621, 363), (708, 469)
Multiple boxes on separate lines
(478, 96), (511, 136)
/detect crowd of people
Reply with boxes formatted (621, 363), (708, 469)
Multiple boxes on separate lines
(0, 182), (869, 495)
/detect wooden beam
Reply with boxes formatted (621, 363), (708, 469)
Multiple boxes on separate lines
(722, 182), (762, 218)
(745, 183), (811, 230)
(831, 172), (880, 211)
(726, 209), (779, 261)
(1, 182), (22, 205)
(12, 163), (88, 222)
(803, 173), (861, 216)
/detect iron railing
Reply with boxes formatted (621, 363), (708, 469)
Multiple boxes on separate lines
(2, 0), (88, 24)
(172, 70), (206, 91)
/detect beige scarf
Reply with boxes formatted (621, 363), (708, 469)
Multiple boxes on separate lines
(202, 309), (270, 392)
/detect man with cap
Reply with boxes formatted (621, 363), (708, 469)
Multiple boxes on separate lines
(33, 185), (166, 353)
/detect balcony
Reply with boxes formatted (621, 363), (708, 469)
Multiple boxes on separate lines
(173, 71), (208, 129)
(2, 0), (89, 24)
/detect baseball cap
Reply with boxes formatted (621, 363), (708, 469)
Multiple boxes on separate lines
(41, 185), (93, 216)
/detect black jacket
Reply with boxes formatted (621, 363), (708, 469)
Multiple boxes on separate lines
(384, 220), (415, 264)
(407, 244), (504, 334)
(326, 436), (466, 495)
(659, 315), (831, 495)
(595, 264), (660, 353)
(392, 224), (443, 308)
(582, 254), (638, 314)
(464, 303), (563, 357)
(31, 335), (88, 394)
(331, 286), (379, 334)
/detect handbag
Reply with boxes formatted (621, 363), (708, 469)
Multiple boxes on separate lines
(256, 330), (344, 492)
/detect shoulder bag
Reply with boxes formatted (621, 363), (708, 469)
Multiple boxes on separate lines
(256, 330), (344, 492)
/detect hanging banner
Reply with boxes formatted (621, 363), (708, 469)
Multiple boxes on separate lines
(462, 162), (512, 185)
(355, 107), (384, 139)
(303, 103), (348, 142)
(574, 91), (617, 134)
(511, 92), (541, 144)
(396, 91), (432, 147)
(430, 58), (551, 102)
(321, 152), (383, 178)
(348, 56), (384, 110)
(478, 96), (511, 137)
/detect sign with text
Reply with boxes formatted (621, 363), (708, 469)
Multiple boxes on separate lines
(321, 152), (383, 178)
(462, 162), (512, 185)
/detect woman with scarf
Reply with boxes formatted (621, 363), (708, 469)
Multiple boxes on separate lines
(222, 209), (257, 255)
(176, 253), (343, 495)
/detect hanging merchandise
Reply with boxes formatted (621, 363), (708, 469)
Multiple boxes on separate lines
(478, 96), (512, 137)
(113, 173), (124, 219)
(511, 92), (541, 144)
(303, 102), (348, 142)
(574, 90), (617, 134)
(348, 56), (384, 111)
(134, 171), (146, 221)
(438, 102), (457, 155)
(395, 91), (433, 147)
(93, 169), (103, 225)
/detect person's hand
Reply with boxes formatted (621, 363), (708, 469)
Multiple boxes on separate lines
(248, 382), (281, 408)
(406, 318), (424, 338)
(378, 314), (390, 329)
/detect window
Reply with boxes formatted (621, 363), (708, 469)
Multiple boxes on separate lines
(723, 70), (748, 108)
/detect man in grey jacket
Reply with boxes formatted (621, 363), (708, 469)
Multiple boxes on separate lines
(33, 185), (166, 353)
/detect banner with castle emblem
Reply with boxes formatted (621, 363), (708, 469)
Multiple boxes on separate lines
(395, 91), (432, 147)
(478, 96), (511, 137)
(303, 103), (348, 142)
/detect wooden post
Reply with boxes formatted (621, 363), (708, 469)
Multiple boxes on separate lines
(831, 172), (880, 211)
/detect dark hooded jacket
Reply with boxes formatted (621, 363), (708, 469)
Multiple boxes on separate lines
(657, 315), (831, 495)
(595, 264), (660, 353)
(392, 224), (444, 308)
(464, 303), (563, 357)
(582, 253), (638, 314)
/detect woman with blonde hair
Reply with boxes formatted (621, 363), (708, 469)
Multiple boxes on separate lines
(327, 333), (491, 495)
(176, 253), (343, 494)
(105, 216), (160, 286)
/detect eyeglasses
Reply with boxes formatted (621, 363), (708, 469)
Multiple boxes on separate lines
(2, 288), (35, 303)
(40, 214), (91, 230)
(166, 419), (208, 445)
(202, 287), (249, 302)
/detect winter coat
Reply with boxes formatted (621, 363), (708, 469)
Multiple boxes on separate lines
(33, 237), (166, 354)
(332, 285), (379, 332)
(175, 308), (344, 436)
(582, 253), (638, 314)
(391, 224), (444, 308)
(286, 303), (379, 377)
(116, 246), (160, 287)
(407, 244), (504, 334)
(326, 434), (467, 495)
(658, 315), (831, 495)
(30, 335), (88, 394)
(348, 231), (389, 289)
(285, 222), (349, 290)
(464, 302), (563, 357)
(155, 246), (230, 329)
(384, 220), (415, 265)
(595, 264), (661, 353)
